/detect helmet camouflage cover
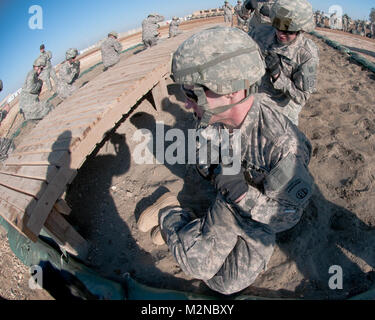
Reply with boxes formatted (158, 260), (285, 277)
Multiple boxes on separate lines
(270, 0), (315, 32)
(172, 27), (265, 95)
(66, 48), (79, 60)
(108, 31), (119, 38)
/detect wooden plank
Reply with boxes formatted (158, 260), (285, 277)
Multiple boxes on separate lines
(12, 138), (79, 156)
(5, 150), (70, 167)
(44, 209), (88, 259)
(53, 199), (71, 216)
(69, 63), (170, 169)
(152, 76), (169, 110)
(0, 199), (38, 242)
(15, 136), (78, 153)
(0, 165), (58, 183)
(26, 164), (76, 236)
(0, 184), (37, 214)
(0, 172), (47, 199)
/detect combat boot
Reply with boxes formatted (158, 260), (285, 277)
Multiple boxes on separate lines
(151, 226), (165, 245)
(137, 192), (180, 233)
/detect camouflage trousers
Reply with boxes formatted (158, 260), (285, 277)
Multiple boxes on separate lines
(40, 67), (58, 92)
(19, 92), (53, 121)
(57, 81), (77, 100)
(224, 14), (233, 24)
(160, 188), (305, 295)
(169, 28), (182, 38)
(143, 37), (158, 48)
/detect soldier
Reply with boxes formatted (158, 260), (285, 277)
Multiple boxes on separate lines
(137, 26), (314, 295)
(371, 22), (375, 39)
(56, 48), (80, 100)
(101, 31), (123, 71)
(39, 44), (58, 92)
(234, 0), (250, 30)
(249, 0), (319, 126)
(169, 17), (182, 38)
(247, 0), (276, 32)
(222, 0), (233, 26)
(19, 57), (53, 121)
(342, 15), (348, 32)
(142, 13), (165, 49)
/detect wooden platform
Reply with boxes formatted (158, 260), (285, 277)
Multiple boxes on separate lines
(0, 23), (220, 257)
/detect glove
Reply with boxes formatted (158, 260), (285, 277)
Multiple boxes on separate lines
(265, 53), (281, 78)
(244, 0), (257, 11)
(213, 166), (249, 203)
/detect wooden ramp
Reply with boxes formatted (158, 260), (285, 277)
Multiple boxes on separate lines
(0, 23), (219, 257)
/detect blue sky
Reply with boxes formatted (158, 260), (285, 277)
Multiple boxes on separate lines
(0, 0), (374, 102)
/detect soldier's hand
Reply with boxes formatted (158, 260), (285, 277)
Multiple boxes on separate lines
(213, 166), (249, 203)
(265, 53), (281, 78)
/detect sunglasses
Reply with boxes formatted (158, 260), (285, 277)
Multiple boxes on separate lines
(276, 29), (298, 35)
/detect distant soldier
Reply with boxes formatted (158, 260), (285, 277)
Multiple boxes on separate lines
(248, 0), (276, 32)
(371, 22), (375, 39)
(234, 0), (250, 30)
(169, 17), (182, 38)
(39, 44), (58, 92)
(19, 57), (53, 121)
(56, 48), (80, 100)
(360, 21), (366, 36)
(342, 15), (348, 32)
(250, 0), (319, 126)
(222, 0), (233, 26)
(101, 31), (123, 71)
(142, 13), (165, 49)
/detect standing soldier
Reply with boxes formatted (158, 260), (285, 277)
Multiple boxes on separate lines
(234, 0), (250, 30)
(56, 48), (80, 100)
(101, 31), (123, 71)
(342, 15), (348, 32)
(249, 0), (319, 126)
(169, 17), (182, 38)
(137, 26), (314, 295)
(19, 57), (53, 121)
(142, 13), (165, 49)
(222, 0), (233, 26)
(371, 22), (375, 39)
(39, 44), (58, 93)
(248, 0), (276, 32)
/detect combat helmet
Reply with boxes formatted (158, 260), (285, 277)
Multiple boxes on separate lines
(108, 31), (119, 38)
(66, 48), (79, 60)
(33, 56), (47, 67)
(172, 26), (265, 125)
(270, 0), (315, 33)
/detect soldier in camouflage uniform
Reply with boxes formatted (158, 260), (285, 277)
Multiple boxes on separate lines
(249, 0), (319, 126)
(137, 27), (314, 295)
(39, 44), (58, 92)
(142, 13), (165, 49)
(19, 57), (53, 121)
(234, 0), (250, 30)
(222, 1), (233, 26)
(56, 48), (80, 100)
(247, 0), (275, 32)
(101, 31), (123, 71)
(169, 17), (182, 38)
(371, 23), (375, 39)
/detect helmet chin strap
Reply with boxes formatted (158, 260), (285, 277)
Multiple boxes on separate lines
(195, 85), (257, 127)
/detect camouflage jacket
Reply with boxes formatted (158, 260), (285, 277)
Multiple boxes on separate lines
(58, 60), (80, 85)
(234, 4), (250, 19)
(39, 50), (53, 68)
(250, 25), (319, 125)
(222, 4), (233, 16)
(142, 15), (164, 40)
(169, 20), (180, 31)
(21, 69), (42, 96)
(101, 37), (123, 68)
(195, 94), (313, 232)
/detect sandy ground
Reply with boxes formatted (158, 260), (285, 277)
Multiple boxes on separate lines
(1, 23), (375, 300)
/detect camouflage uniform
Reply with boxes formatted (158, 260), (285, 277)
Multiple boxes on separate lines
(222, 2), (233, 24)
(158, 27), (314, 295)
(249, 0), (319, 126)
(142, 14), (164, 48)
(234, 1), (250, 29)
(371, 23), (375, 39)
(169, 18), (182, 38)
(101, 35), (123, 69)
(56, 50), (80, 100)
(39, 50), (58, 92)
(248, 0), (275, 32)
(19, 68), (52, 121)
(160, 95), (313, 295)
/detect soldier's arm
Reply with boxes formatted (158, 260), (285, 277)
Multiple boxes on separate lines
(26, 72), (42, 94)
(272, 53), (319, 105)
(114, 40), (123, 53)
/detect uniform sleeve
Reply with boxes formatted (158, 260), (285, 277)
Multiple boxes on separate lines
(114, 40), (123, 53)
(25, 72), (42, 94)
(272, 52), (319, 105)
